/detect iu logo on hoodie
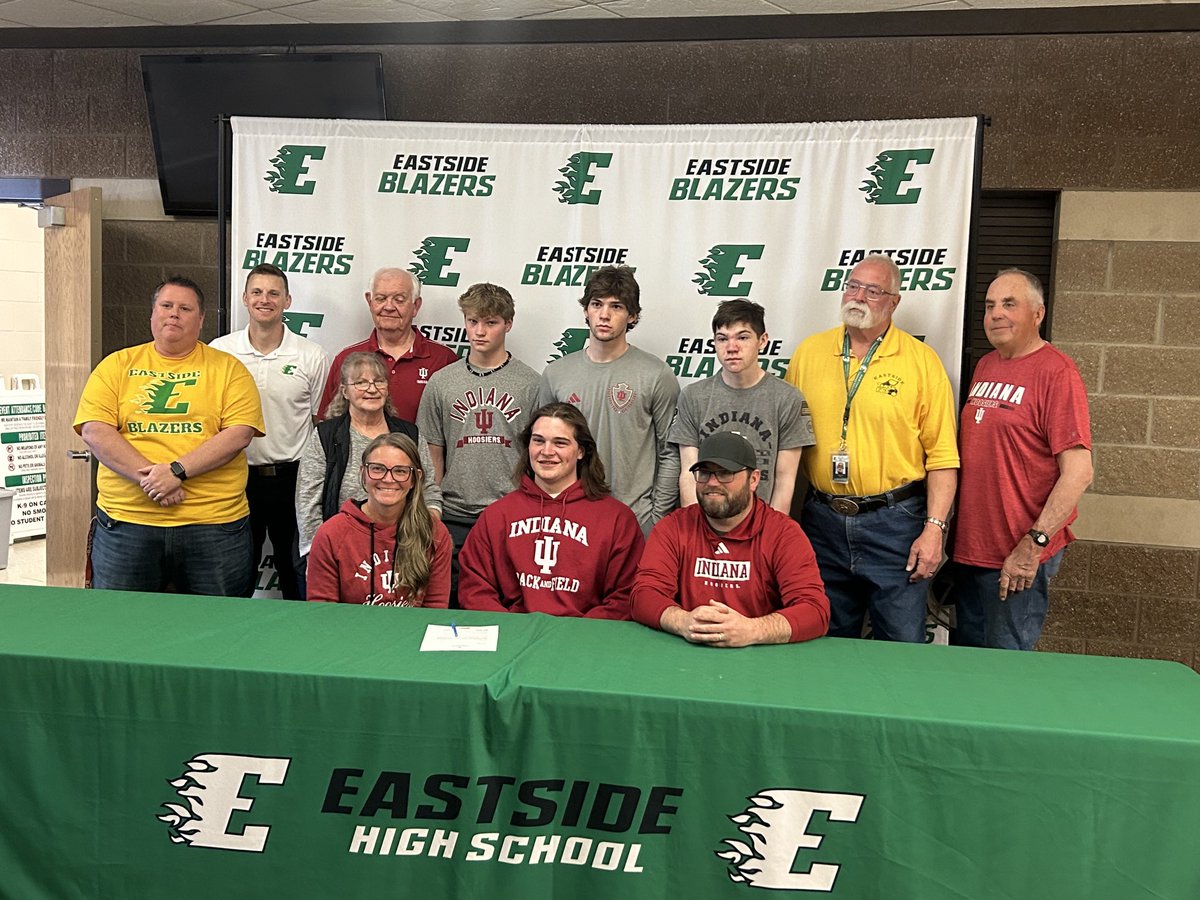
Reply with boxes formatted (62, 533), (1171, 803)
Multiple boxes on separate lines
(534, 536), (560, 574)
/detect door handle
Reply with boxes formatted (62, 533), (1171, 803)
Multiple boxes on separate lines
(67, 449), (92, 461)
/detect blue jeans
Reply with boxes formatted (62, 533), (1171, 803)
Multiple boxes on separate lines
(948, 550), (1064, 651)
(90, 507), (255, 598)
(801, 491), (930, 643)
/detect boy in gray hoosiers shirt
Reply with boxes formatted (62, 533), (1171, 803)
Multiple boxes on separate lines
(417, 283), (541, 605)
(671, 299), (813, 514)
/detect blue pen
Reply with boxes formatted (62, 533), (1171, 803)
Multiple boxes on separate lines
(450, 620), (458, 637)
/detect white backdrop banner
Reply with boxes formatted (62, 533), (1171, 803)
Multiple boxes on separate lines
(232, 116), (978, 392)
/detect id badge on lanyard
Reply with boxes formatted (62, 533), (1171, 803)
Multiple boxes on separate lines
(836, 329), (885, 486)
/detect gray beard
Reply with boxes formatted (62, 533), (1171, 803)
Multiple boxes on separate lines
(840, 301), (882, 330)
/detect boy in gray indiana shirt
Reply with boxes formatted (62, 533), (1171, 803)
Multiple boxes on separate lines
(417, 283), (541, 604)
(671, 299), (814, 515)
(538, 266), (680, 535)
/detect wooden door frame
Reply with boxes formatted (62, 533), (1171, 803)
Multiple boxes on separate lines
(44, 187), (102, 588)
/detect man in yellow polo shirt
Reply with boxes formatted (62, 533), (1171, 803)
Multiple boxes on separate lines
(75, 276), (265, 597)
(784, 253), (958, 642)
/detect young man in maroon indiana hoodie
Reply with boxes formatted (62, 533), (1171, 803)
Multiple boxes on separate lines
(633, 431), (829, 646)
(458, 402), (643, 618)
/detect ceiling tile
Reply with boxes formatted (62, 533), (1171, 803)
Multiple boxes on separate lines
(522, 3), (622, 16)
(959, 0), (1159, 5)
(770, 0), (954, 11)
(599, 0), (790, 16)
(902, 0), (971, 8)
(0, 0), (1187, 28)
(0, 0), (155, 26)
(402, 0), (584, 20)
(84, 0), (261, 26)
(279, 0), (452, 23)
(201, 8), (312, 23)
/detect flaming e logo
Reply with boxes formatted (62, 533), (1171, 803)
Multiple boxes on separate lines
(159, 753), (291, 853)
(718, 789), (864, 891)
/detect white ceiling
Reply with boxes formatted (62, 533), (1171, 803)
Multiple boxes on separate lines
(0, 0), (1191, 29)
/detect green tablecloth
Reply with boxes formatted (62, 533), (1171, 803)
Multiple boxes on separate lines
(1, 583), (1198, 899)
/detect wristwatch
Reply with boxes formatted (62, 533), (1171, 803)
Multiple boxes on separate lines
(1027, 528), (1049, 547)
(169, 460), (188, 482)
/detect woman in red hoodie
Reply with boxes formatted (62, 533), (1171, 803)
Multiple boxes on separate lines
(458, 402), (644, 618)
(307, 433), (451, 606)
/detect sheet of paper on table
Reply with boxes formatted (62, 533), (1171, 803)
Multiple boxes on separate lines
(419, 624), (499, 652)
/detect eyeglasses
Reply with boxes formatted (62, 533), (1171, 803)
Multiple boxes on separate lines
(348, 378), (388, 392)
(364, 463), (416, 483)
(843, 280), (897, 301)
(693, 468), (746, 484)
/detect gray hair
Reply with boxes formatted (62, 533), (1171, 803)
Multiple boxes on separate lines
(858, 253), (901, 295)
(996, 267), (1045, 309)
(324, 351), (399, 420)
(369, 266), (422, 300)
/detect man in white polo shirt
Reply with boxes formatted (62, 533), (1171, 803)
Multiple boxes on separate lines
(210, 263), (330, 598)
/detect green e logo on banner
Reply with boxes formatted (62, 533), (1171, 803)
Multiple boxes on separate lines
(411, 237), (471, 288)
(694, 244), (765, 297)
(265, 145), (327, 195)
(283, 312), (325, 337)
(860, 148), (935, 205)
(553, 152), (613, 205)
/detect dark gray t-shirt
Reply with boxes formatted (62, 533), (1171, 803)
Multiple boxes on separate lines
(670, 372), (813, 500)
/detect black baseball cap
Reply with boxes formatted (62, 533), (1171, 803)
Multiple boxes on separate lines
(691, 431), (757, 473)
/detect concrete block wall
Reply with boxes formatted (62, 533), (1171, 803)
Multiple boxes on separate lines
(1043, 193), (1200, 667)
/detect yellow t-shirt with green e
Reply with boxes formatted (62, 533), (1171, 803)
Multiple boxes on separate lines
(784, 325), (959, 497)
(74, 341), (265, 526)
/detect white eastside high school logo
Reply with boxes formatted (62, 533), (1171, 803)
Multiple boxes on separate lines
(158, 753), (291, 852)
(718, 789), (865, 891)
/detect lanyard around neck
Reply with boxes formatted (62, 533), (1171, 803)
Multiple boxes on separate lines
(839, 329), (885, 447)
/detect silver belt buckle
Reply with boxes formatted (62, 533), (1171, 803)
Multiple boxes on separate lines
(830, 497), (860, 516)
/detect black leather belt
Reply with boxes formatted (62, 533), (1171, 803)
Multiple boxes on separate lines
(810, 480), (924, 516)
(248, 460), (300, 477)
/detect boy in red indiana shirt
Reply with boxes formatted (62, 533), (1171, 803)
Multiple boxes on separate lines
(633, 432), (829, 646)
(458, 402), (643, 618)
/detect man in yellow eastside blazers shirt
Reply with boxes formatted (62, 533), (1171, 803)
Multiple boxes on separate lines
(74, 276), (265, 597)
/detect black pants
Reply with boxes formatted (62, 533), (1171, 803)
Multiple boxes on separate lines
(247, 461), (304, 600)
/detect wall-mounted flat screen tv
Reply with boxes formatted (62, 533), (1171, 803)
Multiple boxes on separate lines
(141, 52), (386, 217)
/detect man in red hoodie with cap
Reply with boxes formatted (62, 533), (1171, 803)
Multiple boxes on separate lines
(633, 431), (829, 646)
(458, 401), (644, 618)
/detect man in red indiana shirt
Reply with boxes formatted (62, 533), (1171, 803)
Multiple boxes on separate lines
(948, 268), (1092, 650)
(632, 431), (829, 646)
(318, 267), (458, 422)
